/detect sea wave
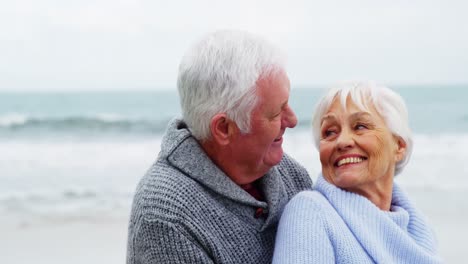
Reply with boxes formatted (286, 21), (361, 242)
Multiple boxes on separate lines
(0, 113), (316, 136)
(1, 132), (467, 216)
(0, 188), (132, 216)
(0, 113), (28, 126)
(2, 110), (468, 137)
(0, 113), (171, 135)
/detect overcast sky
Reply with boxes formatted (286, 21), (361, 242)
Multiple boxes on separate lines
(1, 0), (467, 91)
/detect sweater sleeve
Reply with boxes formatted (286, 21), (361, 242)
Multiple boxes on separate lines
(127, 217), (214, 264)
(272, 192), (335, 264)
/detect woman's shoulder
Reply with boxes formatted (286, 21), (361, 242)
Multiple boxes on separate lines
(283, 189), (334, 217)
(277, 189), (344, 251)
(292, 189), (329, 204)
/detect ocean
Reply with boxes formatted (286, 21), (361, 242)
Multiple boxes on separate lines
(1, 85), (468, 219)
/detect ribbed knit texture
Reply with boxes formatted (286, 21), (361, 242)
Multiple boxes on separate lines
(273, 174), (443, 264)
(126, 118), (313, 264)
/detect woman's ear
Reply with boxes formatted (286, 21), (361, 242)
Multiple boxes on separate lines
(394, 136), (407, 162)
(209, 114), (236, 146)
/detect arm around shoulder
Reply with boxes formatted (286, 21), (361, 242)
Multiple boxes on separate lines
(273, 191), (335, 264)
(127, 217), (214, 264)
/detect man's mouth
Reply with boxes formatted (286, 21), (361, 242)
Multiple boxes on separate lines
(274, 136), (282, 142)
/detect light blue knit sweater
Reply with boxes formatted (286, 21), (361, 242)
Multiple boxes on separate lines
(273, 174), (442, 263)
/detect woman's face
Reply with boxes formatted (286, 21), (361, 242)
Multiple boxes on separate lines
(318, 97), (406, 195)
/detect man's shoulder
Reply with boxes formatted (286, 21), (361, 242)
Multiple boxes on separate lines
(278, 153), (307, 173)
(276, 153), (312, 190)
(131, 159), (205, 220)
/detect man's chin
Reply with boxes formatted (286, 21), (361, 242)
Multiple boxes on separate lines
(265, 150), (284, 167)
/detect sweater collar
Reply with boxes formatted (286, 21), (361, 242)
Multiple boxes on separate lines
(315, 174), (441, 263)
(161, 118), (287, 218)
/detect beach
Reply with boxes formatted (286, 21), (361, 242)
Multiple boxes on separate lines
(2, 0), (468, 261)
(1, 133), (467, 263)
(1, 87), (467, 263)
(1, 213), (128, 264)
(1, 187), (466, 264)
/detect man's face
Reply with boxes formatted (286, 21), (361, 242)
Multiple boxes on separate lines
(229, 70), (297, 183)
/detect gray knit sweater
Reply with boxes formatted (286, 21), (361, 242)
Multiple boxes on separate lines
(126, 118), (313, 264)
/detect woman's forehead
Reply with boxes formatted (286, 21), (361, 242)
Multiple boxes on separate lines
(328, 94), (374, 113)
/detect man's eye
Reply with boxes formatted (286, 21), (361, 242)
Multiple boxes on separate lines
(270, 112), (281, 120)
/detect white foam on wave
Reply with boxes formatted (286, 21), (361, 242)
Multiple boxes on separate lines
(94, 113), (128, 122)
(0, 138), (161, 215)
(1, 131), (467, 216)
(0, 187), (133, 218)
(0, 113), (28, 127)
(0, 112), (135, 128)
(397, 133), (468, 191)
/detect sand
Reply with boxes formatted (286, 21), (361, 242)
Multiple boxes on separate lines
(1, 192), (465, 264)
(0, 214), (128, 264)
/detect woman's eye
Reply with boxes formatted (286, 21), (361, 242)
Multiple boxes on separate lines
(355, 124), (367, 130)
(323, 129), (336, 137)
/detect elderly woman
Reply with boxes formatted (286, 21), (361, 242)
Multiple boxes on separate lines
(272, 82), (442, 263)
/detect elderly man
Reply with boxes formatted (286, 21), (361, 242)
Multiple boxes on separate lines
(126, 30), (312, 264)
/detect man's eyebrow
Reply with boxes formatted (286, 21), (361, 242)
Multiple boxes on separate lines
(274, 100), (288, 113)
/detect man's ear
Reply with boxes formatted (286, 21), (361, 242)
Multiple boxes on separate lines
(394, 136), (407, 162)
(209, 114), (236, 146)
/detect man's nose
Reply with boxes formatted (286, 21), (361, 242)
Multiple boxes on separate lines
(283, 105), (297, 128)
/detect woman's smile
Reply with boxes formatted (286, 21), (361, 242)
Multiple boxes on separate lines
(335, 155), (367, 167)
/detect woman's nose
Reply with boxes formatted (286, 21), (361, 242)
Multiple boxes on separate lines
(336, 128), (354, 150)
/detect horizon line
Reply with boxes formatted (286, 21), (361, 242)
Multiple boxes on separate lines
(0, 82), (466, 93)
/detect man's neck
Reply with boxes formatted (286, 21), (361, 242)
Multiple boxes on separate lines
(200, 140), (266, 185)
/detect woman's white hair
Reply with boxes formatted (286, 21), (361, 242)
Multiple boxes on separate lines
(177, 30), (286, 141)
(311, 81), (413, 176)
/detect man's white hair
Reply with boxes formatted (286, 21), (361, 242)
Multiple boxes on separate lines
(177, 30), (286, 141)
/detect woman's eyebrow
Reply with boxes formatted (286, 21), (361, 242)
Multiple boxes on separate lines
(349, 111), (372, 121)
(320, 114), (337, 125)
